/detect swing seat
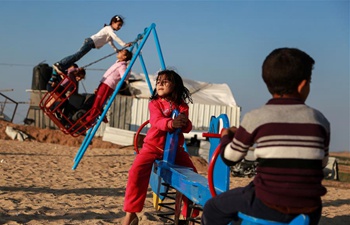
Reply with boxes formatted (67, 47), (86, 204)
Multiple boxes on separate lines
(44, 92), (65, 109)
(39, 74), (95, 137)
(238, 212), (309, 225)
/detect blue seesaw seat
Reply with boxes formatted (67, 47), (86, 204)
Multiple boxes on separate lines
(238, 212), (309, 225)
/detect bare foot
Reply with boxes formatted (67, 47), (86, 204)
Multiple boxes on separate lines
(122, 212), (138, 225)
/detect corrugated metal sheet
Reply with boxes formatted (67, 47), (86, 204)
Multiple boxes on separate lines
(124, 96), (241, 133)
(188, 103), (241, 131)
(109, 95), (133, 130)
(129, 97), (150, 132)
(27, 91), (241, 137)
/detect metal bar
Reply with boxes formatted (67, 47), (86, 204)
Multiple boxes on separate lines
(0, 92), (19, 122)
(152, 27), (166, 70)
(138, 49), (153, 94)
(73, 23), (161, 170)
(0, 89), (14, 92)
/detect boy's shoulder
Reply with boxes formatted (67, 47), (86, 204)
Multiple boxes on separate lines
(246, 99), (322, 115)
(243, 99), (330, 128)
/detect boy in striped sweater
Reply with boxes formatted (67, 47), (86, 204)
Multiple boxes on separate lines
(201, 48), (330, 225)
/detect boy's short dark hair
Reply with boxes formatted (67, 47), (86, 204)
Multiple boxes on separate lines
(262, 47), (315, 95)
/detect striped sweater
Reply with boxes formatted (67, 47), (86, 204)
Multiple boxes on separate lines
(221, 98), (330, 208)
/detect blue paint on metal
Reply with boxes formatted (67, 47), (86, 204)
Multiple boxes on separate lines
(73, 23), (165, 170)
(207, 114), (230, 193)
(163, 110), (180, 164)
(150, 114), (231, 207)
(152, 27), (166, 70)
(238, 212), (310, 225)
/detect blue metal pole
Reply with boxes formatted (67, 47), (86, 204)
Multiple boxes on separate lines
(72, 23), (157, 170)
(136, 45), (153, 94)
(152, 27), (166, 70)
(74, 127), (93, 162)
(130, 42), (153, 94)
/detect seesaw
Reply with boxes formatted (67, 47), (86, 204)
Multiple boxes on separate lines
(134, 112), (230, 224)
(134, 112), (310, 225)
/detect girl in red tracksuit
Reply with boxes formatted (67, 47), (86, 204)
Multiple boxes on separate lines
(122, 70), (198, 225)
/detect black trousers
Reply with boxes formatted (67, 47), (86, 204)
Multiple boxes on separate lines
(201, 182), (322, 225)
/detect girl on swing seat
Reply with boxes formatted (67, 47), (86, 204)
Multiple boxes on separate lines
(72, 49), (133, 125)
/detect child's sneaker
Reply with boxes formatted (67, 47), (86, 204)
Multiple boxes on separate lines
(72, 109), (87, 122)
(53, 63), (63, 74)
(54, 112), (62, 119)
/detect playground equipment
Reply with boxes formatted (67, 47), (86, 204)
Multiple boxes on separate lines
(39, 25), (148, 137)
(39, 73), (92, 136)
(72, 23), (166, 169)
(72, 23), (166, 170)
(135, 112), (309, 225)
(238, 213), (310, 225)
(133, 112), (230, 224)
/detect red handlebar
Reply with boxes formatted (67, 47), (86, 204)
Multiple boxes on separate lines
(208, 144), (221, 197)
(134, 120), (150, 154)
(202, 132), (221, 138)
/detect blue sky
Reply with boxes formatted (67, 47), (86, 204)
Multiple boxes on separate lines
(0, 0), (349, 152)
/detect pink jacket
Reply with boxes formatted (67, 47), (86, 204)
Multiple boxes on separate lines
(100, 60), (130, 90)
(143, 97), (192, 151)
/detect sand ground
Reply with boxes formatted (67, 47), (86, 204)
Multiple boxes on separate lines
(0, 120), (349, 224)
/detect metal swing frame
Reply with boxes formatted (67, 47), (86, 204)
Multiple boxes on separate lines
(73, 23), (166, 170)
(38, 72), (89, 136)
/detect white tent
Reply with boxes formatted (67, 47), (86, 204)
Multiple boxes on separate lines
(102, 72), (241, 146)
(127, 73), (237, 107)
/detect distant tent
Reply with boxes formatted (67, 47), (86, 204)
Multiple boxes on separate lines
(127, 73), (237, 107)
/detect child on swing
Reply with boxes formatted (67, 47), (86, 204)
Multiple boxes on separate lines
(73, 48), (133, 124)
(122, 70), (198, 225)
(47, 64), (86, 123)
(53, 15), (132, 73)
(47, 64), (86, 94)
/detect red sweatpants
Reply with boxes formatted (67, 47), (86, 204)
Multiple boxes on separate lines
(86, 83), (113, 123)
(123, 143), (198, 216)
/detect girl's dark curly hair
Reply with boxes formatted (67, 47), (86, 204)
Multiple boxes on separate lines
(150, 70), (193, 105)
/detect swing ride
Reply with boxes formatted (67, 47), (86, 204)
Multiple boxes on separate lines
(39, 30), (145, 137)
